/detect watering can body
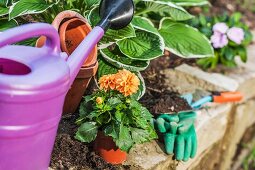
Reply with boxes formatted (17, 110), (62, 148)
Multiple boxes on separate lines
(0, 23), (104, 170)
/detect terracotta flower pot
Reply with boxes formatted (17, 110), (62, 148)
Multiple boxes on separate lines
(94, 132), (127, 165)
(36, 11), (98, 114)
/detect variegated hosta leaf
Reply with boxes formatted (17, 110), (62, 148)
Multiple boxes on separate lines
(131, 16), (159, 35)
(0, 19), (17, 32)
(159, 18), (214, 58)
(100, 46), (150, 71)
(9, 0), (59, 20)
(97, 57), (118, 79)
(116, 29), (164, 61)
(136, 0), (193, 21)
(97, 58), (146, 100)
(131, 72), (146, 100)
(87, 7), (136, 47)
(170, 0), (210, 6)
(0, 6), (8, 16)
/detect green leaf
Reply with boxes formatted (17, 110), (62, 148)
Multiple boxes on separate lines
(136, 0), (193, 21)
(197, 52), (219, 69)
(84, 0), (100, 9)
(0, 6), (8, 16)
(107, 97), (122, 107)
(159, 18), (214, 58)
(0, 19), (17, 31)
(237, 46), (247, 62)
(87, 111), (100, 120)
(101, 25), (136, 46)
(0, 0), (10, 7)
(88, 7), (136, 46)
(97, 57), (119, 79)
(9, 0), (59, 20)
(79, 102), (90, 116)
(75, 122), (98, 143)
(96, 111), (111, 125)
(117, 29), (164, 60)
(131, 72), (146, 100)
(16, 38), (37, 46)
(104, 122), (120, 139)
(140, 106), (153, 120)
(170, 0), (210, 6)
(115, 110), (124, 122)
(115, 124), (133, 152)
(84, 95), (93, 103)
(131, 128), (150, 144)
(224, 47), (235, 61)
(100, 46), (150, 71)
(131, 16), (159, 35)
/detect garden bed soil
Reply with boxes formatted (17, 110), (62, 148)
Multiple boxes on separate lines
(50, 57), (192, 169)
(50, 114), (123, 170)
(140, 55), (192, 114)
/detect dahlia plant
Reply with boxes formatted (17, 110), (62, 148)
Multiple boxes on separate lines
(75, 69), (157, 152)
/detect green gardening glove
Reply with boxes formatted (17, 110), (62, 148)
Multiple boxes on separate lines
(155, 112), (197, 162)
(174, 125), (197, 162)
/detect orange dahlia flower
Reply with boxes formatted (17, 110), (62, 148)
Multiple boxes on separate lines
(115, 69), (140, 96)
(98, 74), (116, 91)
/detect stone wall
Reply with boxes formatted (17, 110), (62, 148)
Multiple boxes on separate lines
(124, 34), (255, 170)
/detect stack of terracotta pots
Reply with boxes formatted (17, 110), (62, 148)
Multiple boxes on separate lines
(37, 10), (98, 114)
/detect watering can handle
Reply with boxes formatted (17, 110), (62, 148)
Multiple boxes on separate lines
(0, 23), (60, 52)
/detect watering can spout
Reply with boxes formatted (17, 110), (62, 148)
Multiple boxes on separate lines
(67, 26), (104, 84)
(67, 0), (134, 84)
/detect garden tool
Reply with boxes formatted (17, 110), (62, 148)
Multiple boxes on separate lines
(0, 0), (134, 169)
(154, 112), (197, 162)
(190, 91), (243, 109)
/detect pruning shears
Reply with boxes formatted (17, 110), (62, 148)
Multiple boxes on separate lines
(184, 91), (243, 110)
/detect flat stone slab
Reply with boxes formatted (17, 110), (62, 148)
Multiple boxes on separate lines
(125, 104), (232, 170)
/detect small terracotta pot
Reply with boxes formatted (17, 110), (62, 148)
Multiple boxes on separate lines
(36, 11), (98, 114)
(94, 132), (127, 165)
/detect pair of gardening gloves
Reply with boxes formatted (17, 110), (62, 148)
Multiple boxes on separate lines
(153, 112), (197, 162)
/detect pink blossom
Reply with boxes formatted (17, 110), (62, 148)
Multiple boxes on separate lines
(227, 27), (245, 44)
(213, 23), (229, 34)
(211, 31), (229, 48)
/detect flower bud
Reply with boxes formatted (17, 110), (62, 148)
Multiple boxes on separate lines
(96, 97), (103, 104)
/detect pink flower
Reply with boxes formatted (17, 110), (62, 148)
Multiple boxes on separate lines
(211, 31), (229, 48)
(227, 27), (245, 44)
(213, 23), (229, 34)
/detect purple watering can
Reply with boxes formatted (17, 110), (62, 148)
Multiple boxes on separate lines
(0, 0), (134, 169)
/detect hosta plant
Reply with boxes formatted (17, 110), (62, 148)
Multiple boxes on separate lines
(93, 0), (214, 82)
(189, 13), (253, 69)
(0, 0), (214, 99)
(75, 69), (157, 152)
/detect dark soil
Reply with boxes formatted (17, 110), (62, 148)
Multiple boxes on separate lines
(140, 56), (192, 114)
(50, 114), (122, 170)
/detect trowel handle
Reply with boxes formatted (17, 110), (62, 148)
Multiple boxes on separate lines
(0, 23), (60, 53)
(213, 92), (243, 103)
